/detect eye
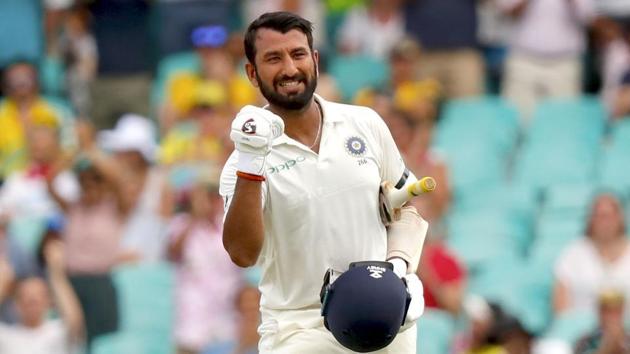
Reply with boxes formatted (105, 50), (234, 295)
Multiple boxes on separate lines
(293, 51), (307, 59)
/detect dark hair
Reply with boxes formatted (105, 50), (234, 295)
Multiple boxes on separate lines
(244, 11), (314, 65)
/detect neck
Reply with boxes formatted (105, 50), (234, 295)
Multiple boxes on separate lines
(593, 235), (626, 260)
(270, 98), (321, 149)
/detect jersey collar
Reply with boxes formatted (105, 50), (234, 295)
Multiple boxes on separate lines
(272, 94), (342, 147)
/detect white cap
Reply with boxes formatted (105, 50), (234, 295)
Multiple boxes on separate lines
(98, 114), (157, 162)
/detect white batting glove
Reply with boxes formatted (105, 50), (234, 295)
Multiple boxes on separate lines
(230, 105), (284, 176)
(390, 258), (424, 330)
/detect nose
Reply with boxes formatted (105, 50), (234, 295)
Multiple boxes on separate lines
(281, 56), (299, 77)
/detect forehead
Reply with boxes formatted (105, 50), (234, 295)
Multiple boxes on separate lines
(254, 28), (309, 56)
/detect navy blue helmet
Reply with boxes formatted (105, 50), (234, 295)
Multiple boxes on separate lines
(320, 261), (411, 353)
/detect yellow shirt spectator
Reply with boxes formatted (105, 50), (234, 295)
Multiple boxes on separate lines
(0, 98), (60, 179)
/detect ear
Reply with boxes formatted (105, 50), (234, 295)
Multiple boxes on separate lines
(245, 62), (259, 88)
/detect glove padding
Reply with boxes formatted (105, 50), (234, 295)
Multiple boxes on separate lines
(230, 105), (284, 175)
(402, 273), (424, 328)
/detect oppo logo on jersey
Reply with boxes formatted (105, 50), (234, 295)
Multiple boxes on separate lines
(268, 156), (306, 174)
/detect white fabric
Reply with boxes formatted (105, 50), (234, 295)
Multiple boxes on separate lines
(0, 320), (70, 354)
(499, 0), (596, 58)
(0, 171), (79, 220)
(601, 39), (630, 114)
(120, 168), (168, 263)
(98, 114), (158, 162)
(554, 237), (630, 313)
(502, 52), (582, 121)
(337, 6), (405, 59)
(220, 94), (407, 349)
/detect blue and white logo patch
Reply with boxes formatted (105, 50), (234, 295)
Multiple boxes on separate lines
(345, 136), (367, 157)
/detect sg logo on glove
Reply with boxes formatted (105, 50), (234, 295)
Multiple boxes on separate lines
(242, 118), (257, 134)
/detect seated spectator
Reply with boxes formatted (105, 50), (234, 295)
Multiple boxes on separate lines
(553, 193), (630, 315)
(99, 114), (172, 264)
(203, 286), (261, 354)
(575, 289), (630, 354)
(452, 296), (509, 354)
(167, 175), (242, 354)
(0, 239), (84, 354)
(0, 61), (67, 181)
(0, 127), (79, 261)
(418, 233), (466, 316)
(499, 0), (596, 122)
(337, 0), (405, 60)
(610, 23), (630, 119)
(46, 120), (132, 349)
(160, 81), (232, 167)
(160, 25), (258, 133)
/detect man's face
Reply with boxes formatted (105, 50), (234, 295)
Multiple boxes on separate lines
(4, 63), (38, 100)
(246, 29), (318, 110)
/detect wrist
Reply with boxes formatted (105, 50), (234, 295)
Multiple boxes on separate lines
(237, 151), (267, 176)
(388, 257), (408, 278)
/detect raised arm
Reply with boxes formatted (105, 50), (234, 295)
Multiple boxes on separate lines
(221, 106), (284, 267)
(44, 240), (84, 342)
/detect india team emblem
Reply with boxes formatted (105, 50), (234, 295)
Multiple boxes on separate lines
(345, 136), (367, 157)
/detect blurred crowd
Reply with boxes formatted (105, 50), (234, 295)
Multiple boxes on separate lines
(0, 0), (630, 354)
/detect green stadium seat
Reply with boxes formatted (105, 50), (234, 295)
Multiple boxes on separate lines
(416, 309), (456, 354)
(543, 309), (597, 347)
(514, 97), (606, 190)
(328, 54), (388, 101)
(92, 332), (174, 354)
(112, 263), (175, 335)
(599, 119), (630, 194)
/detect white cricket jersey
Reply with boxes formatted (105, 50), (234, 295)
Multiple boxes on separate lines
(220, 94), (407, 318)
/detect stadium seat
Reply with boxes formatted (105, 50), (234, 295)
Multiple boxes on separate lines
(113, 263), (175, 335)
(434, 96), (519, 203)
(416, 309), (456, 354)
(543, 309), (597, 347)
(328, 54), (388, 101)
(92, 332), (174, 354)
(514, 97), (606, 191)
(598, 119), (630, 195)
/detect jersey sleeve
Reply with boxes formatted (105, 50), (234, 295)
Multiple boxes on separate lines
(369, 110), (408, 187)
(219, 150), (267, 215)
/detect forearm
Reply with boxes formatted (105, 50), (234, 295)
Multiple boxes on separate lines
(223, 178), (265, 267)
(49, 270), (84, 340)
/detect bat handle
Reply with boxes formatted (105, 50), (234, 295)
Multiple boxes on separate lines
(408, 177), (436, 196)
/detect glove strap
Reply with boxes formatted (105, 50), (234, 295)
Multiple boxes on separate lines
(237, 171), (266, 182)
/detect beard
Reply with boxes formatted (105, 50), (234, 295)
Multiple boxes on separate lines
(255, 64), (318, 111)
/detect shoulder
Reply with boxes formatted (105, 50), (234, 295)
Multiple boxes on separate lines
(322, 99), (385, 129)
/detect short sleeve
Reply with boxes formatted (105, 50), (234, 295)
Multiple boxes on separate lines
(368, 110), (407, 186)
(219, 150), (267, 214)
(430, 246), (465, 284)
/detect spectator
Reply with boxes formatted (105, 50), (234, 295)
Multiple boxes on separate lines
(160, 81), (232, 168)
(203, 286), (261, 354)
(160, 25), (258, 133)
(404, 0), (484, 98)
(59, 4), (98, 117)
(452, 296), (509, 354)
(0, 239), (84, 354)
(0, 61), (69, 181)
(167, 177), (242, 354)
(99, 114), (171, 264)
(0, 126), (79, 263)
(553, 193), (630, 315)
(46, 121), (132, 349)
(418, 233), (466, 316)
(575, 289), (630, 354)
(609, 24), (630, 119)
(499, 0), (596, 122)
(88, 0), (153, 128)
(337, 0), (405, 60)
